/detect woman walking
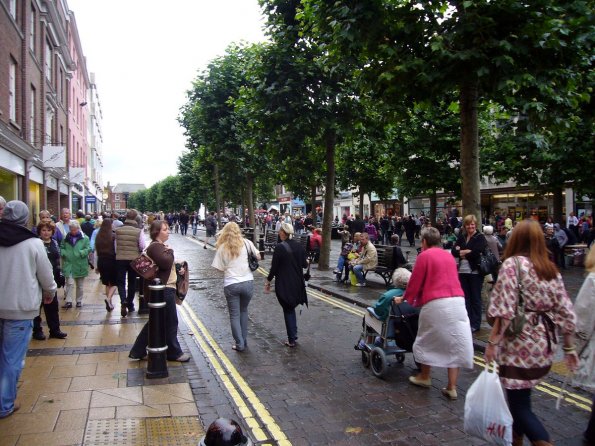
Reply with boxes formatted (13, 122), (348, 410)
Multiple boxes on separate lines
(128, 220), (190, 362)
(212, 222), (259, 352)
(265, 222), (308, 348)
(485, 219), (578, 446)
(60, 220), (90, 309)
(94, 218), (118, 312)
(32, 220), (67, 339)
(394, 227), (473, 400)
(451, 214), (487, 332)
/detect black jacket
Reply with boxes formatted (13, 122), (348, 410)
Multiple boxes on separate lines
(451, 231), (487, 272)
(267, 239), (308, 310)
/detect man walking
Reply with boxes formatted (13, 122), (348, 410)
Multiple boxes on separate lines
(204, 212), (217, 249)
(56, 207), (72, 238)
(0, 201), (56, 418)
(115, 209), (145, 317)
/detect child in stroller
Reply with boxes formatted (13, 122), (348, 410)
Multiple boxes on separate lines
(356, 268), (420, 377)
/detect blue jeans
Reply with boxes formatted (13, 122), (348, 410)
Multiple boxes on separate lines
(506, 388), (549, 442)
(353, 264), (365, 284)
(0, 319), (32, 417)
(459, 273), (483, 331)
(336, 255), (346, 271)
(192, 223), (197, 236)
(283, 308), (298, 343)
(224, 281), (254, 350)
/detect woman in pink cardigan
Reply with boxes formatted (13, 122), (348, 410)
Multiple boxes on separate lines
(394, 226), (474, 400)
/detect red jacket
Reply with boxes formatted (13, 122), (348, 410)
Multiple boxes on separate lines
(403, 247), (464, 307)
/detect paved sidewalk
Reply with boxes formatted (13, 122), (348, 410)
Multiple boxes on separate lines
(3, 273), (203, 446)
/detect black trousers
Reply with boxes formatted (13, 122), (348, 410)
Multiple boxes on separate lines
(33, 293), (61, 334)
(116, 260), (137, 307)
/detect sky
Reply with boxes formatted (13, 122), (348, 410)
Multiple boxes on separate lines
(67, 0), (267, 188)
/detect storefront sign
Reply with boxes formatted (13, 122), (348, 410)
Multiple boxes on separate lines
(42, 145), (66, 168)
(69, 167), (85, 184)
(85, 195), (96, 204)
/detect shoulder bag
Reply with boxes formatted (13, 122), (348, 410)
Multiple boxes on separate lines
(130, 249), (158, 280)
(479, 246), (499, 276)
(487, 256), (526, 337)
(244, 240), (259, 272)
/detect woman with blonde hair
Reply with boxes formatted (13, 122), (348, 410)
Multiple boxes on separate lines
(212, 222), (260, 352)
(486, 219), (578, 446)
(574, 247), (595, 444)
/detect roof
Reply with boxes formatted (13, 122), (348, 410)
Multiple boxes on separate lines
(112, 184), (146, 193)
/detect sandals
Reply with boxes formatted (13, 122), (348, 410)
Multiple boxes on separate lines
(104, 300), (114, 312)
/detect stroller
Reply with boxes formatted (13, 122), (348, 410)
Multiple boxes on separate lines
(355, 301), (420, 378)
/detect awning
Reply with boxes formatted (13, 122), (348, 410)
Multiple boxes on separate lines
(268, 205), (279, 211)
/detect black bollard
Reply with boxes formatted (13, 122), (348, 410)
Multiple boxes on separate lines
(137, 276), (149, 314)
(258, 232), (265, 260)
(146, 279), (168, 379)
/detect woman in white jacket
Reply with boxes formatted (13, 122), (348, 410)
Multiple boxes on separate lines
(574, 247), (595, 444)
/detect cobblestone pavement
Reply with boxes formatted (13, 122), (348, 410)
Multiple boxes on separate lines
(5, 229), (590, 445)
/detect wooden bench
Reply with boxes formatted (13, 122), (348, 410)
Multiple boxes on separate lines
(264, 230), (279, 252)
(361, 245), (396, 287)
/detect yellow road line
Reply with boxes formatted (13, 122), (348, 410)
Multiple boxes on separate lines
(179, 304), (291, 445)
(257, 266), (591, 413)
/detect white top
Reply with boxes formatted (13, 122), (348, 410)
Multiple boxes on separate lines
(567, 215), (579, 227)
(212, 240), (259, 287)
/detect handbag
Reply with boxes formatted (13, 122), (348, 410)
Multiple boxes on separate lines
(244, 240), (259, 272)
(303, 262), (311, 282)
(479, 247), (499, 276)
(464, 363), (513, 445)
(130, 251), (158, 280)
(487, 256), (527, 337)
(175, 261), (189, 300)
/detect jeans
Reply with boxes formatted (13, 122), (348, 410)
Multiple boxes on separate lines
(336, 255), (346, 272)
(0, 319), (32, 417)
(129, 287), (183, 360)
(33, 293), (61, 335)
(353, 264), (365, 284)
(223, 281), (254, 350)
(283, 307), (298, 343)
(180, 223), (188, 235)
(192, 223), (197, 236)
(506, 388), (549, 442)
(459, 273), (483, 331)
(64, 277), (85, 304)
(116, 260), (137, 307)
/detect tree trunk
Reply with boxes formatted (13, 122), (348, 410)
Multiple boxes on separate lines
(310, 184), (317, 223)
(459, 81), (481, 223)
(214, 164), (222, 229)
(319, 130), (336, 270)
(552, 187), (563, 225)
(429, 191), (437, 226)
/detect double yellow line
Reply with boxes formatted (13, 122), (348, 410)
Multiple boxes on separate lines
(179, 303), (291, 445)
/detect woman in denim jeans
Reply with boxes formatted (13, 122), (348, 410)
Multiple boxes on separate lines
(212, 222), (259, 352)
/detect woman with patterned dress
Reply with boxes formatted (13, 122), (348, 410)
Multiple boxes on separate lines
(485, 219), (578, 446)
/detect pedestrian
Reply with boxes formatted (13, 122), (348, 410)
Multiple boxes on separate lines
(0, 200), (57, 418)
(114, 209), (145, 316)
(205, 211), (218, 249)
(572, 247), (595, 445)
(394, 226), (474, 401)
(212, 222), (259, 352)
(32, 220), (67, 340)
(264, 222), (308, 348)
(94, 218), (118, 312)
(128, 220), (190, 362)
(60, 220), (90, 309)
(485, 219), (578, 446)
(451, 214), (487, 333)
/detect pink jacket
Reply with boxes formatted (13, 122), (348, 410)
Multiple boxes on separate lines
(403, 247), (464, 307)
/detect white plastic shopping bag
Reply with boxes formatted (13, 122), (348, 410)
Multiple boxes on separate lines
(464, 363), (513, 445)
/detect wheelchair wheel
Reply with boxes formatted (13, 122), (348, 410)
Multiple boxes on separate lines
(370, 347), (388, 378)
(361, 351), (370, 368)
(395, 353), (405, 364)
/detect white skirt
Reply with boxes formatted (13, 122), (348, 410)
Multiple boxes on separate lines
(413, 297), (474, 369)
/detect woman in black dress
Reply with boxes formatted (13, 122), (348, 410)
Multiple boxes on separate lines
(94, 218), (118, 312)
(265, 222), (308, 347)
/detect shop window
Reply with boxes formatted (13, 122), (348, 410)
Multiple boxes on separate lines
(0, 168), (18, 202)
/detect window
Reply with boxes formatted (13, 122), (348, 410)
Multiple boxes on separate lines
(9, 0), (16, 19)
(45, 107), (54, 144)
(58, 68), (63, 103)
(44, 39), (52, 81)
(9, 60), (17, 122)
(29, 86), (36, 143)
(114, 194), (120, 201)
(29, 5), (36, 52)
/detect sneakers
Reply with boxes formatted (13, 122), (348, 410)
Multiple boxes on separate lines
(0, 402), (20, 419)
(408, 375), (432, 388)
(120, 305), (128, 317)
(441, 387), (458, 400)
(173, 353), (191, 362)
(355, 282), (366, 287)
(49, 331), (68, 339)
(62, 302), (72, 309)
(333, 269), (341, 274)
(366, 307), (381, 319)
(75, 302), (82, 308)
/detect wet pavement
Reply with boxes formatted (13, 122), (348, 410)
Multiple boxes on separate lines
(6, 227), (590, 445)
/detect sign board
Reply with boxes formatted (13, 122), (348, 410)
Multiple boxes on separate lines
(42, 145), (66, 168)
(69, 167), (85, 184)
(85, 196), (96, 204)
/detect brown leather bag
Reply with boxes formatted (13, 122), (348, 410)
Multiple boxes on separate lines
(130, 252), (158, 280)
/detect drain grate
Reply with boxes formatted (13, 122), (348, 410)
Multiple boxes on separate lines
(83, 417), (204, 445)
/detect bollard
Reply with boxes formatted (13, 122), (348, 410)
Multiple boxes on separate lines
(137, 276), (149, 314)
(258, 232), (265, 260)
(146, 279), (168, 379)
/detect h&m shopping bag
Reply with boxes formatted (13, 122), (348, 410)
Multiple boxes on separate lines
(464, 363), (513, 445)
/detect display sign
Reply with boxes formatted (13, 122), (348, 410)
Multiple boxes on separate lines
(69, 167), (85, 184)
(85, 196), (96, 204)
(42, 145), (66, 168)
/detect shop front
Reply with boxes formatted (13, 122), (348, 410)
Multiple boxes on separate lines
(483, 190), (561, 224)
